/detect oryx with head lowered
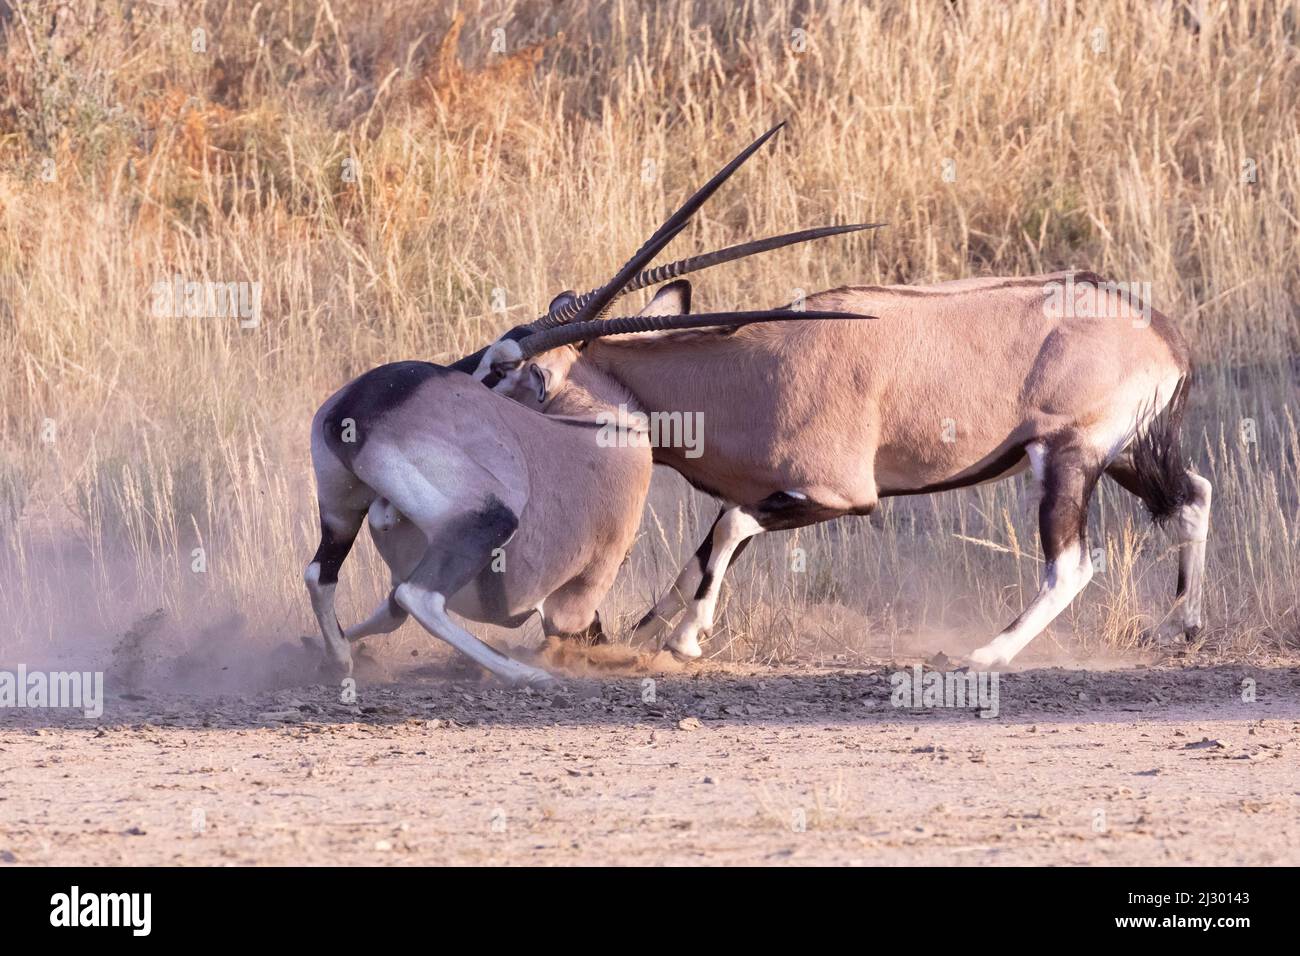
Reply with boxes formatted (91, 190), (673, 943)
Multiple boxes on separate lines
(481, 146), (1210, 669)
(304, 124), (873, 686)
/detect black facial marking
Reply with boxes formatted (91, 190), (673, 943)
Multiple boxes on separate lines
(324, 361), (449, 463)
(450, 326), (534, 377)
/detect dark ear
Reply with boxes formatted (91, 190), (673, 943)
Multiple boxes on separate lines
(637, 279), (692, 317)
(547, 290), (578, 315)
(528, 364), (552, 403)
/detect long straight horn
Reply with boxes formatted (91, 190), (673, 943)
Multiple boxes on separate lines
(517, 308), (875, 359)
(529, 122), (787, 333)
(540, 222), (885, 327)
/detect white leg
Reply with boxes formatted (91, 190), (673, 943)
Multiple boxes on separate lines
(631, 516), (723, 645)
(970, 441), (1099, 667)
(393, 583), (556, 688)
(304, 561), (353, 675)
(631, 587), (690, 645)
(1173, 471), (1212, 635)
(345, 590), (408, 641)
(664, 508), (764, 660)
(970, 541), (1094, 666)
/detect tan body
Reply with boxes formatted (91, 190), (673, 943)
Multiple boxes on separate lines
(590, 273), (1184, 504)
(553, 272), (1210, 665)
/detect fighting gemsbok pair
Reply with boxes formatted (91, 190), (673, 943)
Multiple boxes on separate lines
(306, 123), (1209, 685)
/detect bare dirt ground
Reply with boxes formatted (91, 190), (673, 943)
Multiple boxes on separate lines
(2, 644), (1297, 866)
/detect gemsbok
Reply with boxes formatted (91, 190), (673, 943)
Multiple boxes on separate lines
(504, 272), (1210, 668)
(473, 122), (1210, 667)
(304, 124), (871, 685)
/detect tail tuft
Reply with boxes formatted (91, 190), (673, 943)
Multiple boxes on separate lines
(1128, 377), (1194, 525)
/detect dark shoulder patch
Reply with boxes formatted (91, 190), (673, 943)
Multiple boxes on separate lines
(324, 361), (449, 462)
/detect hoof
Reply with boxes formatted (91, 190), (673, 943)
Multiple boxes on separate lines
(511, 667), (559, 690)
(303, 636), (353, 682)
(664, 622), (706, 661)
(1152, 621), (1189, 648)
(968, 644), (1007, 668)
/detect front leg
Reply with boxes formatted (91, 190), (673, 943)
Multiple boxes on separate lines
(660, 491), (860, 659)
(631, 510), (730, 645)
(662, 507), (764, 659)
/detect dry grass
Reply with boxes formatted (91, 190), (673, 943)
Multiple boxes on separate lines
(0, 0), (1296, 671)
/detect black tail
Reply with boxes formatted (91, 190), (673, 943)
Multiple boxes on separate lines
(1127, 376), (1195, 525)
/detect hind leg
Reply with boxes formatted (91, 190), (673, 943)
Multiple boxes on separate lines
(971, 441), (1101, 667)
(304, 509), (366, 676)
(1107, 461), (1211, 641)
(1174, 473), (1212, 635)
(343, 508), (427, 642)
(393, 498), (555, 688)
(344, 591), (408, 642)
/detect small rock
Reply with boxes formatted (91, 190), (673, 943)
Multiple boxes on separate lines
(925, 652), (951, 671)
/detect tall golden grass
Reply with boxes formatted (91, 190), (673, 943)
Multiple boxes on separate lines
(0, 0), (1296, 669)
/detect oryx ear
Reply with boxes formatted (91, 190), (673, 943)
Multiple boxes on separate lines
(547, 290), (578, 314)
(529, 363), (552, 403)
(636, 279), (692, 318)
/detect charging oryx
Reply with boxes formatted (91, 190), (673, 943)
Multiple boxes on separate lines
(477, 121), (1209, 667)
(503, 273), (1209, 668)
(304, 124), (870, 686)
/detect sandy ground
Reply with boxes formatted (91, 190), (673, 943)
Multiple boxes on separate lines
(2, 644), (1297, 867)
